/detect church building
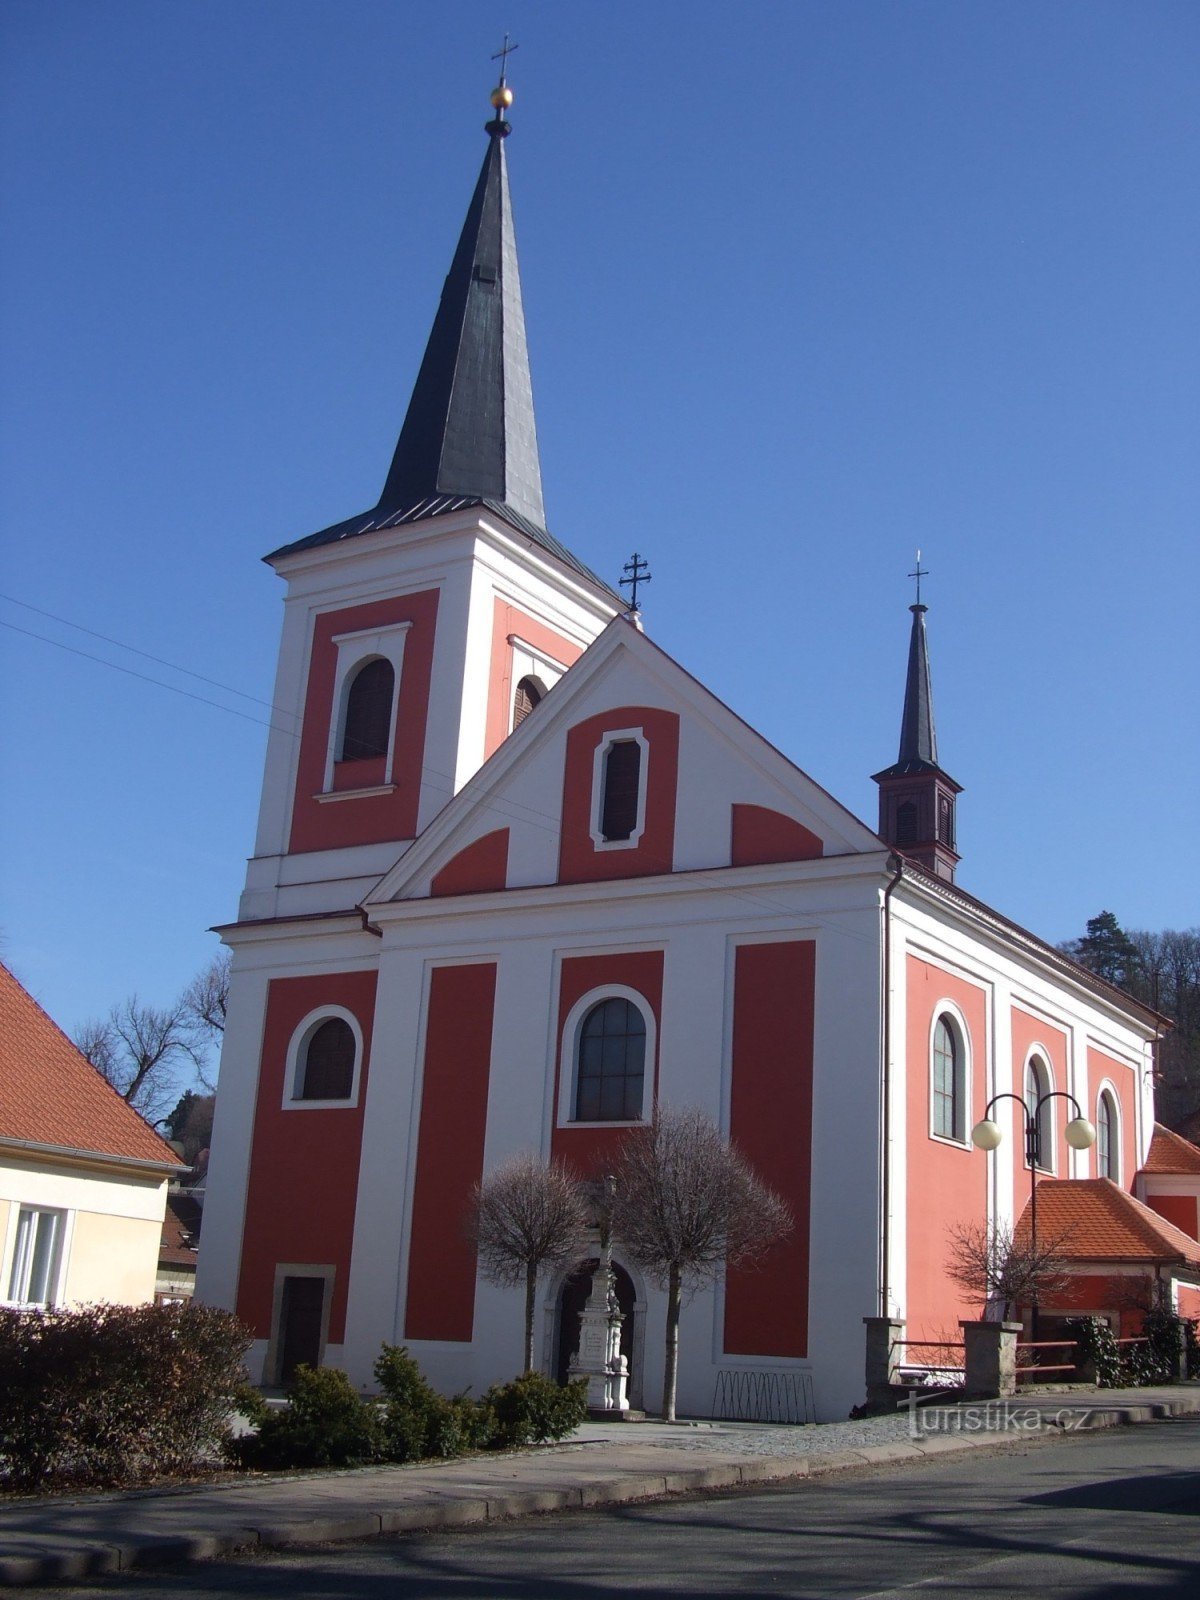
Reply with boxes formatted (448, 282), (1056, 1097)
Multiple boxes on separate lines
(196, 81), (1188, 1420)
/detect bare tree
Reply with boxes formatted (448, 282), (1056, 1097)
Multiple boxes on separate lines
(944, 1219), (1075, 1321)
(180, 953), (230, 1089)
(612, 1106), (791, 1422)
(469, 1153), (592, 1373)
(75, 996), (201, 1126)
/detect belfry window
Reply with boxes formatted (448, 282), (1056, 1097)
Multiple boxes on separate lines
(895, 800), (918, 846)
(512, 675), (546, 729)
(600, 740), (641, 842)
(575, 997), (646, 1122)
(339, 658), (394, 762)
(297, 1017), (356, 1101)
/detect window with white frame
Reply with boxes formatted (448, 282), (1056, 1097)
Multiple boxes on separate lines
(1026, 1055), (1053, 1171)
(1097, 1089), (1119, 1180)
(575, 997), (646, 1121)
(590, 728), (649, 849)
(284, 1008), (363, 1107)
(7, 1207), (64, 1306)
(931, 1014), (966, 1142)
(323, 620), (411, 791)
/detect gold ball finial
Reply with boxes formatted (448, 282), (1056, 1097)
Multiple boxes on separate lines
(490, 84), (514, 110)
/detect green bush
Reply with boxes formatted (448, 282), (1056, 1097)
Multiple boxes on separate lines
(1066, 1315), (1122, 1387)
(0, 1302), (252, 1491)
(482, 1371), (587, 1447)
(235, 1365), (383, 1470)
(373, 1344), (493, 1459)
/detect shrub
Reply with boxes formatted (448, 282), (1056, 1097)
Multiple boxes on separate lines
(482, 1371), (587, 1447)
(1066, 1316), (1122, 1388)
(0, 1302), (252, 1492)
(373, 1344), (492, 1460)
(235, 1365), (383, 1470)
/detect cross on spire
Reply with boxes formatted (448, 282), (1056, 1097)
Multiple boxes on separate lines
(619, 551), (652, 612)
(908, 550), (929, 608)
(491, 33), (519, 85)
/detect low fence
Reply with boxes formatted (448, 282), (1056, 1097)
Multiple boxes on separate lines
(712, 1367), (816, 1424)
(890, 1339), (966, 1387)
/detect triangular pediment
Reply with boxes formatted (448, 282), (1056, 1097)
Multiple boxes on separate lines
(366, 618), (883, 906)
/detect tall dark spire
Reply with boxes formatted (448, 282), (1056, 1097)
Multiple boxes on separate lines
(267, 79), (621, 598)
(873, 582), (962, 882)
(897, 603), (938, 769)
(377, 99), (545, 528)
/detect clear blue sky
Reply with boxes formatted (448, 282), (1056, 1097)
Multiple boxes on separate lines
(2, 1), (1197, 1041)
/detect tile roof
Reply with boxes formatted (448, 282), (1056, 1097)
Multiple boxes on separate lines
(159, 1190), (202, 1268)
(1140, 1123), (1200, 1176)
(0, 964), (177, 1167)
(1016, 1177), (1200, 1268)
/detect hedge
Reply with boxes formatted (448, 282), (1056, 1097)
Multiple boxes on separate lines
(0, 1302), (252, 1492)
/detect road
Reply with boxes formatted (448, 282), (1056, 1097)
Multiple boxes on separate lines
(37, 1418), (1200, 1598)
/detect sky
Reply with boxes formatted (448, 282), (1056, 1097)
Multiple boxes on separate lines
(2, 1), (1197, 1046)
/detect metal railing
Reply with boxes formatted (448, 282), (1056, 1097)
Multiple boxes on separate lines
(889, 1339), (966, 1385)
(1015, 1338), (1079, 1379)
(712, 1367), (816, 1424)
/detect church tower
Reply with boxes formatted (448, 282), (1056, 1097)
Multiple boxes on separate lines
(238, 80), (619, 924)
(872, 591), (961, 882)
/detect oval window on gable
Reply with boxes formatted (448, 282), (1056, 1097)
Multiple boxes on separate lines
(298, 1017), (356, 1101)
(600, 740), (641, 842)
(340, 658), (394, 762)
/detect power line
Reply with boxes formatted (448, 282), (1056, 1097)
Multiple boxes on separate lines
(1, 620), (296, 736)
(0, 592), (294, 717)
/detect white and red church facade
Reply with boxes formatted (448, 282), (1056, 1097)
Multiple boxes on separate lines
(196, 87), (1191, 1420)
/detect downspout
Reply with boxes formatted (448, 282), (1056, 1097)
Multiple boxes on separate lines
(880, 853), (905, 1317)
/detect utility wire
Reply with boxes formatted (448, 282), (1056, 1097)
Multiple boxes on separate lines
(0, 620), (297, 736)
(0, 592), (294, 717)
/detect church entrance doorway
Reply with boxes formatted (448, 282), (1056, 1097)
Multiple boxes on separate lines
(554, 1259), (636, 1395)
(276, 1275), (324, 1384)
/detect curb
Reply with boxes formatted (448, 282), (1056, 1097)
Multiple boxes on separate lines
(4, 1399), (1199, 1586)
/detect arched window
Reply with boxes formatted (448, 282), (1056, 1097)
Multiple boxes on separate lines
(512, 674), (546, 729)
(339, 658), (394, 762)
(932, 1015), (964, 1141)
(574, 997), (646, 1122)
(297, 1017), (356, 1101)
(1026, 1056), (1052, 1170)
(1097, 1090), (1118, 1180)
(600, 740), (641, 842)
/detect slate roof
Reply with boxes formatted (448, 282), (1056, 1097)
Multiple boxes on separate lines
(1015, 1177), (1200, 1267)
(873, 602), (958, 784)
(1140, 1123), (1200, 1177)
(265, 113), (619, 604)
(0, 964), (177, 1167)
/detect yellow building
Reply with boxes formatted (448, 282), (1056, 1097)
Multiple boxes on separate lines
(0, 965), (179, 1308)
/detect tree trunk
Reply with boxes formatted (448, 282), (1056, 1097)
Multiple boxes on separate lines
(662, 1262), (682, 1422)
(524, 1263), (537, 1374)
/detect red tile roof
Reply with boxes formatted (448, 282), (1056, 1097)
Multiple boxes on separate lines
(159, 1190), (202, 1268)
(1140, 1123), (1200, 1176)
(0, 964), (176, 1167)
(1016, 1177), (1200, 1268)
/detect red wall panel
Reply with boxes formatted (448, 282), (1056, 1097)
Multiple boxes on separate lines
(558, 708), (679, 884)
(485, 599), (584, 758)
(289, 590), (439, 853)
(404, 963), (498, 1342)
(723, 940), (815, 1358)
(236, 970), (377, 1342)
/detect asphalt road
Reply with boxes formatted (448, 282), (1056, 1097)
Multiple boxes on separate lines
(36, 1418), (1200, 1598)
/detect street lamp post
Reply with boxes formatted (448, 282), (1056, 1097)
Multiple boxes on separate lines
(970, 1091), (1095, 1341)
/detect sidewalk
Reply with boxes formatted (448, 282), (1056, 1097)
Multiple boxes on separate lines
(4, 1385), (1199, 1587)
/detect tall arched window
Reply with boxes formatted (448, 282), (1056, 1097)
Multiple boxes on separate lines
(298, 1017), (356, 1101)
(340, 658), (394, 762)
(932, 1016), (964, 1141)
(512, 674), (546, 729)
(1026, 1056), (1052, 1170)
(1097, 1090), (1118, 1180)
(574, 997), (646, 1122)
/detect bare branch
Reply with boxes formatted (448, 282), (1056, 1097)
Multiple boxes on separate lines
(944, 1219), (1076, 1320)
